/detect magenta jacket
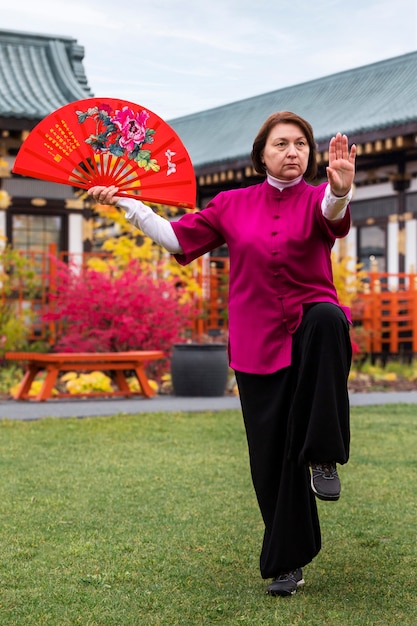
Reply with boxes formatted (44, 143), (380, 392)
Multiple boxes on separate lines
(172, 179), (351, 374)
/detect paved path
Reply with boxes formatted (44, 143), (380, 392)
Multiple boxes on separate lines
(0, 391), (417, 421)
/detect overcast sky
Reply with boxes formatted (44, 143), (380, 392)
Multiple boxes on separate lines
(2, 0), (417, 120)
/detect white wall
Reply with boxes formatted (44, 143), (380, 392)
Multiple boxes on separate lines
(387, 221), (399, 289)
(405, 219), (417, 273)
(68, 213), (83, 255)
(68, 213), (83, 270)
(353, 181), (395, 201)
(345, 226), (357, 265)
(0, 210), (6, 238)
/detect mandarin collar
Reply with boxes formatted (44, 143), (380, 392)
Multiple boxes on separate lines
(263, 178), (307, 197)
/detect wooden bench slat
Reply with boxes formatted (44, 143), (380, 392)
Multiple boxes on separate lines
(5, 351), (164, 402)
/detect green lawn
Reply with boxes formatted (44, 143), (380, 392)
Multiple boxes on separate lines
(0, 405), (416, 625)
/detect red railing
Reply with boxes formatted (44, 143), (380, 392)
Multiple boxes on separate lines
(192, 255), (229, 341)
(352, 271), (417, 355)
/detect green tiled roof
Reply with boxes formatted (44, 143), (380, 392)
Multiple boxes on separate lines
(170, 52), (417, 169)
(0, 29), (92, 121)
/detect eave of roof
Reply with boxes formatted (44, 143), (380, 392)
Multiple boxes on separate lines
(0, 28), (93, 123)
(169, 51), (417, 170)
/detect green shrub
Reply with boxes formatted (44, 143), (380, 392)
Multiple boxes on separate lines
(0, 303), (31, 355)
(0, 364), (23, 395)
(0, 238), (41, 356)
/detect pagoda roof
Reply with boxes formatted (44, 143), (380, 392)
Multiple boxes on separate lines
(0, 29), (92, 128)
(169, 51), (417, 170)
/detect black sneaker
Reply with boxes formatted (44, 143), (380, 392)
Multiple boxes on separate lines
(310, 462), (341, 501)
(266, 568), (305, 596)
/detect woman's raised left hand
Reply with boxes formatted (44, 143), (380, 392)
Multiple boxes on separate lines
(326, 133), (356, 197)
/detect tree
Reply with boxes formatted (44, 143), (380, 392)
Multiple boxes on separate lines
(90, 201), (202, 304)
(43, 259), (194, 376)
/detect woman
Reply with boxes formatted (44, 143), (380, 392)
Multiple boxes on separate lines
(89, 111), (356, 597)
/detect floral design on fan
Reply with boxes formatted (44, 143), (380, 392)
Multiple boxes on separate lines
(76, 104), (160, 172)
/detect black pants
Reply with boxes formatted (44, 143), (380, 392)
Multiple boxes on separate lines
(235, 303), (352, 579)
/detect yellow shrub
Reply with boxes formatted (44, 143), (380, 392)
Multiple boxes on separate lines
(10, 379), (58, 398)
(383, 372), (397, 382)
(62, 371), (113, 394)
(126, 376), (159, 393)
(332, 253), (367, 307)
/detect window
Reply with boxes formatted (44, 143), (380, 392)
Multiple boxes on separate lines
(358, 224), (386, 271)
(11, 213), (63, 253)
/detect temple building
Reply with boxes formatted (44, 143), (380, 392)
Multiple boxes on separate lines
(0, 29), (93, 257)
(170, 51), (417, 274)
(1, 28), (417, 274)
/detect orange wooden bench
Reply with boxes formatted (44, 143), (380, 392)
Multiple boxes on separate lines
(5, 351), (164, 402)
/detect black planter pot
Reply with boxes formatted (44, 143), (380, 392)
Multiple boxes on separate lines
(171, 343), (229, 397)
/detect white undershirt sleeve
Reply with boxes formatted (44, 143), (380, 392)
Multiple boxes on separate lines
(116, 197), (183, 254)
(321, 184), (352, 221)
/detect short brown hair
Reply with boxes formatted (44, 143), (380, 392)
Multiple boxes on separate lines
(251, 111), (318, 181)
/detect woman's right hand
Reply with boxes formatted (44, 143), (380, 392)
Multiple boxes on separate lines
(88, 185), (120, 205)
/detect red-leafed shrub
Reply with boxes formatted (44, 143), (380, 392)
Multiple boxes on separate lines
(43, 259), (193, 374)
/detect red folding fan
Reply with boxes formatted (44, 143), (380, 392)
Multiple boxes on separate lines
(13, 97), (196, 209)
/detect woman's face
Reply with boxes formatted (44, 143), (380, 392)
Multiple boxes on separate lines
(261, 122), (310, 180)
